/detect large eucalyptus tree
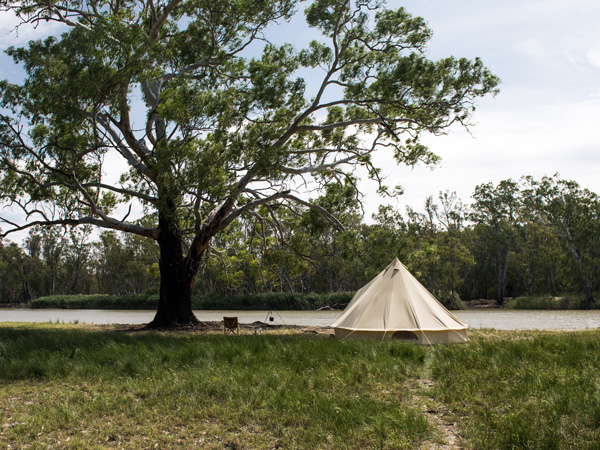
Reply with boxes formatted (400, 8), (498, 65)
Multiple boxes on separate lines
(0, 0), (498, 326)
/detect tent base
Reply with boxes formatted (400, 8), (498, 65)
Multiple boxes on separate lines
(333, 328), (468, 344)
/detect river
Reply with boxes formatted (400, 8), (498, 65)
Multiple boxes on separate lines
(2, 308), (600, 330)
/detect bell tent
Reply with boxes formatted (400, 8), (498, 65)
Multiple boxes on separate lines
(332, 258), (468, 344)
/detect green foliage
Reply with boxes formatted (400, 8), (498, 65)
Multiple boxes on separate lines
(28, 294), (159, 309)
(526, 175), (600, 307)
(4, 174), (600, 309)
(0, 0), (499, 324)
(27, 292), (353, 310)
(434, 290), (468, 310)
(195, 292), (353, 310)
(505, 295), (587, 310)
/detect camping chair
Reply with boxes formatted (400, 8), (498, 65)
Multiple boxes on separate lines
(223, 316), (239, 335)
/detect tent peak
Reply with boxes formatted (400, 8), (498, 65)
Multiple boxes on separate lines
(389, 257), (403, 271)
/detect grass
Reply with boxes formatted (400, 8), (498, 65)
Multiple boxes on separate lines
(0, 323), (429, 449)
(431, 329), (600, 449)
(1, 324), (600, 449)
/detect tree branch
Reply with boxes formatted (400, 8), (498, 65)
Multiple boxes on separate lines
(277, 153), (363, 175)
(0, 216), (157, 239)
(149, 0), (184, 42)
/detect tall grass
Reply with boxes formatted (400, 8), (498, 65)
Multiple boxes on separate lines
(26, 294), (159, 309)
(0, 324), (429, 449)
(430, 330), (600, 449)
(3, 325), (600, 449)
(505, 295), (588, 310)
(25, 292), (354, 310)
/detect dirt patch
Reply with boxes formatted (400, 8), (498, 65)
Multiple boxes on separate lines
(419, 379), (463, 449)
(403, 377), (463, 450)
(86, 321), (334, 336)
(465, 298), (499, 308)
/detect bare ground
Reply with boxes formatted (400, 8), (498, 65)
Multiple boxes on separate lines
(417, 378), (464, 450)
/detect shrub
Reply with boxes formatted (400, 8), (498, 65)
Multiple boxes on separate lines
(505, 295), (587, 310)
(27, 292), (354, 310)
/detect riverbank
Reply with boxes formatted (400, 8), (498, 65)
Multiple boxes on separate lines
(5, 308), (600, 330)
(1, 323), (599, 449)
(4, 293), (597, 311)
(10, 292), (354, 311)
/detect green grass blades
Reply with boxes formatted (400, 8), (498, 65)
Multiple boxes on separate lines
(0, 324), (429, 449)
(4, 325), (600, 449)
(430, 330), (600, 449)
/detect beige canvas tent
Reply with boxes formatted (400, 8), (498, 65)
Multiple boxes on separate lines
(332, 258), (468, 344)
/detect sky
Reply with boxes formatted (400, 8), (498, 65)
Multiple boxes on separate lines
(1, 0), (600, 237)
(369, 0), (600, 215)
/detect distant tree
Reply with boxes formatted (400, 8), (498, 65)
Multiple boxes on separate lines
(0, 240), (27, 302)
(363, 205), (410, 278)
(511, 187), (565, 298)
(432, 192), (474, 296)
(404, 200), (438, 290)
(404, 193), (473, 303)
(0, 231), (45, 302)
(470, 180), (520, 305)
(294, 181), (364, 292)
(525, 175), (600, 308)
(0, 0), (498, 326)
(39, 226), (68, 296)
(56, 226), (94, 294)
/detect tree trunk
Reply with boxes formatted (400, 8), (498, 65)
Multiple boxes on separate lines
(581, 275), (594, 309)
(569, 246), (595, 309)
(148, 224), (201, 328)
(496, 239), (511, 306)
(21, 279), (31, 304)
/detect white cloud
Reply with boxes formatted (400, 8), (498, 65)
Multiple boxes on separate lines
(515, 38), (547, 61)
(586, 46), (600, 69)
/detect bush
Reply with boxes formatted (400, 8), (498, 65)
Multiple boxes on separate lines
(27, 292), (354, 310)
(505, 295), (587, 310)
(193, 292), (353, 310)
(28, 294), (158, 310)
(433, 291), (467, 310)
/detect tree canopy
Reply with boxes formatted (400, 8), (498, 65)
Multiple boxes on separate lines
(0, 0), (499, 325)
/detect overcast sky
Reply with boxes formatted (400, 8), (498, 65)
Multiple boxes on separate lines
(1, 0), (599, 233)
(368, 0), (600, 215)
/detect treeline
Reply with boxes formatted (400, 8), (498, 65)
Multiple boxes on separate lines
(1, 174), (599, 308)
(26, 292), (353, 311)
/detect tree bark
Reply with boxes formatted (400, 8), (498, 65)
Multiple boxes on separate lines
(148, 218), (201, 327)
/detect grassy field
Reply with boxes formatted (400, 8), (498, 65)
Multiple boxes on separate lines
(1, 324), (599, 449)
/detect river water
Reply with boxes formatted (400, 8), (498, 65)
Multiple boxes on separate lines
(2, 308), (600, 330)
